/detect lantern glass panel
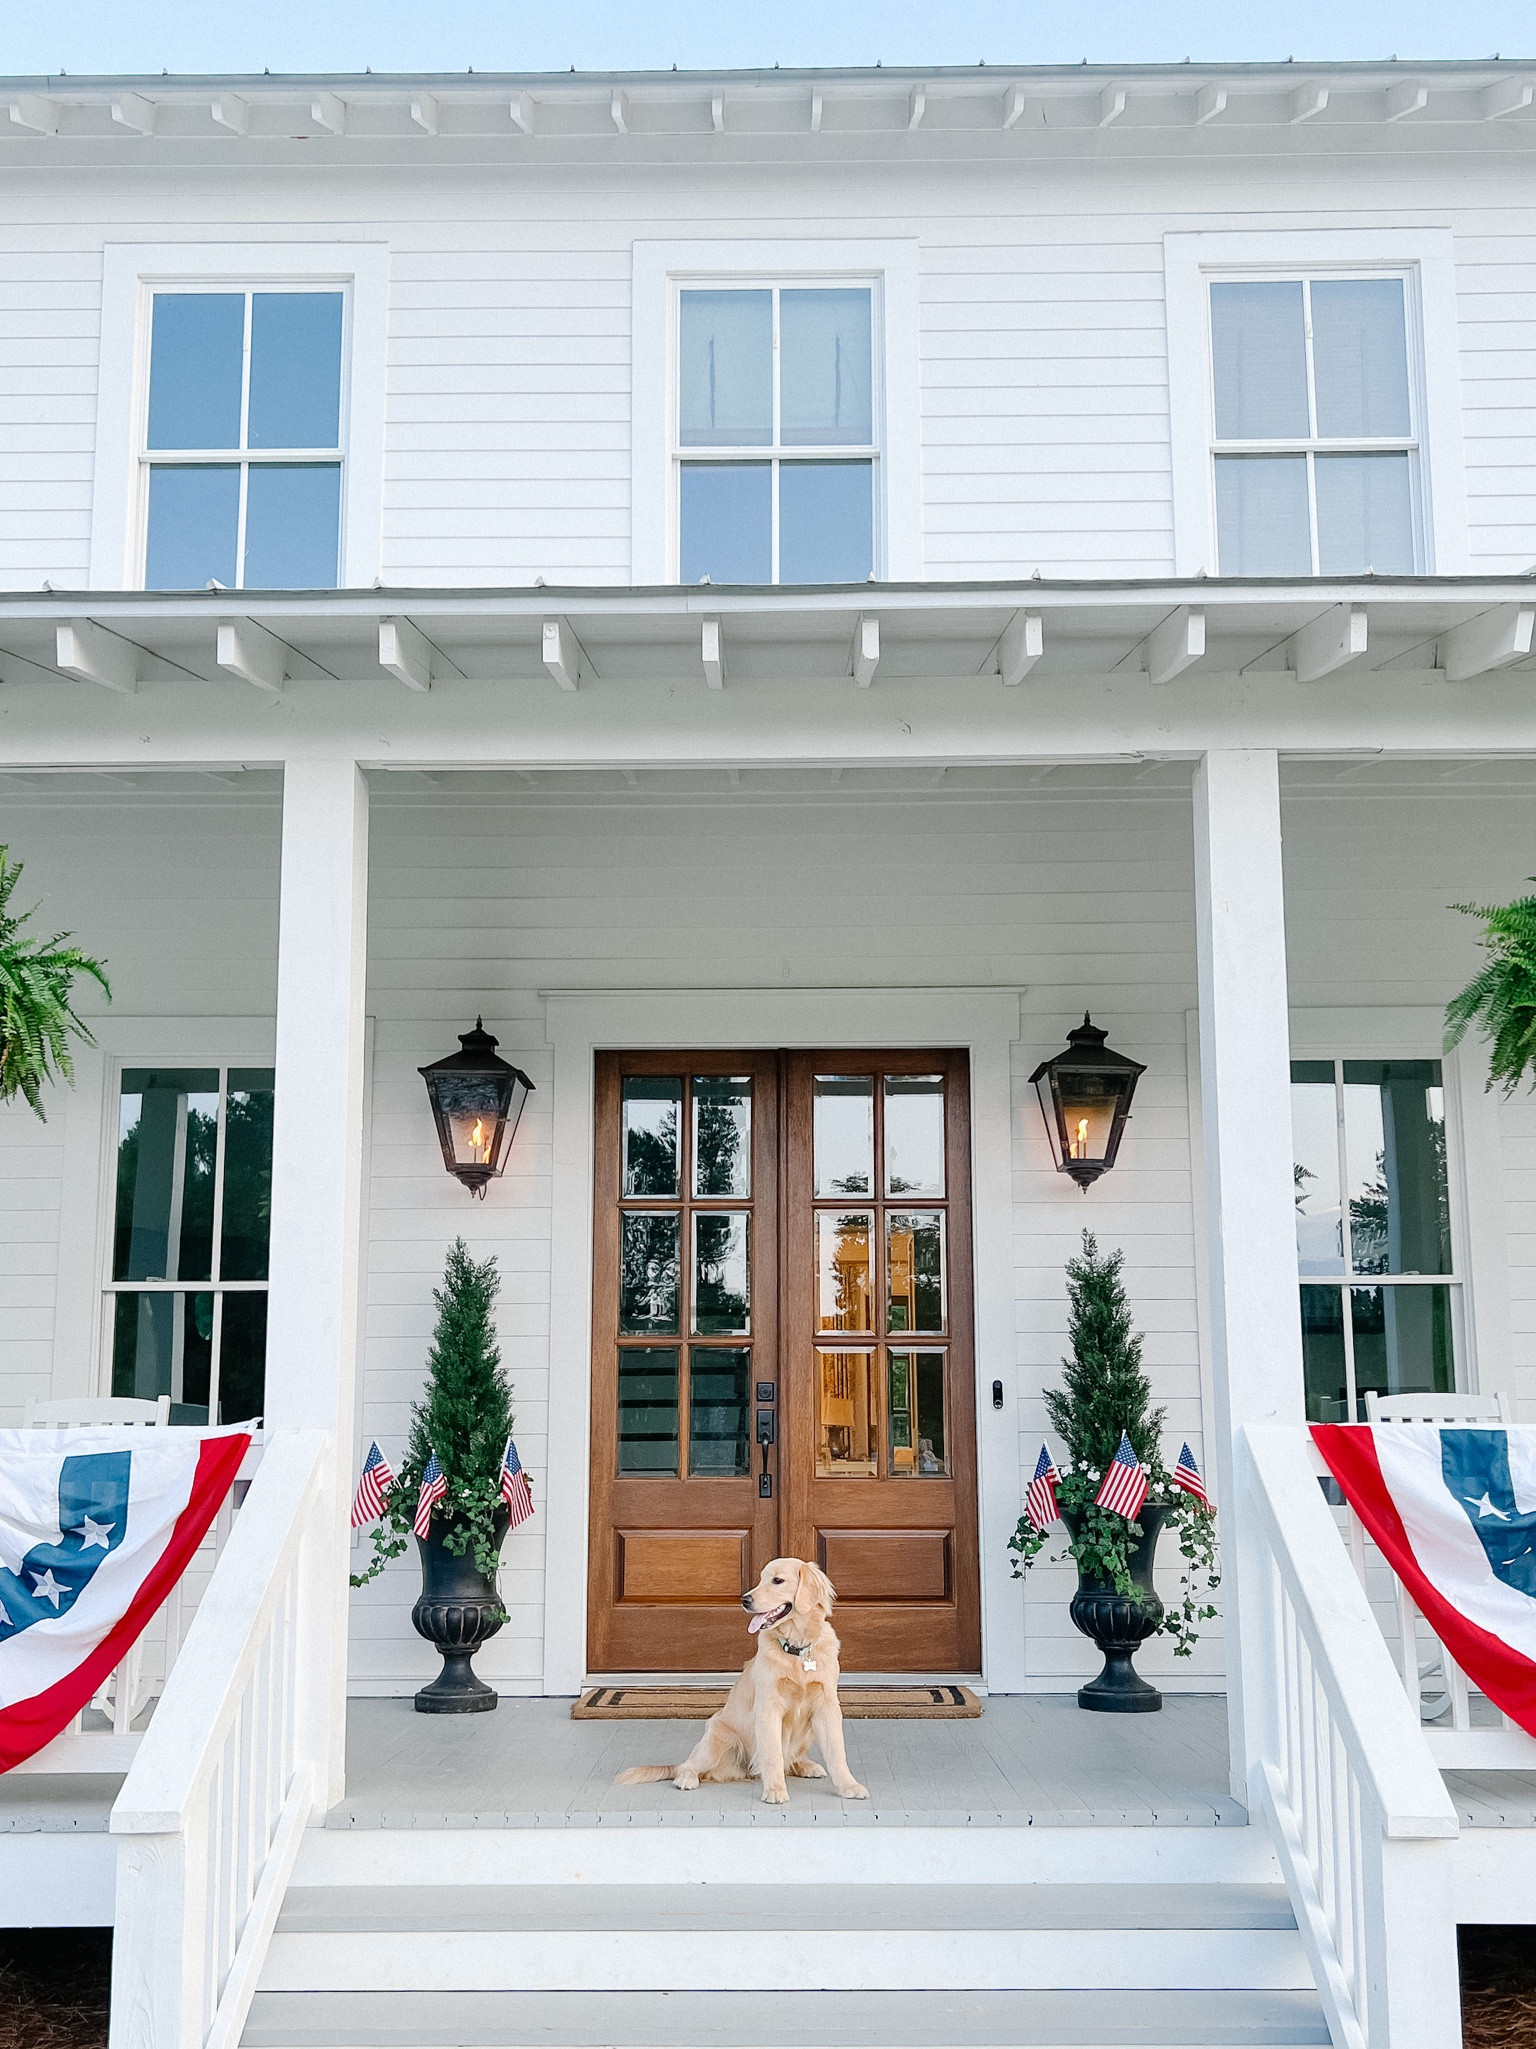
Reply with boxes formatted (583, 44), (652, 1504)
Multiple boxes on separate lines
(433, 1074), (509, 1173)
(1053, 1073), (1124, 1166)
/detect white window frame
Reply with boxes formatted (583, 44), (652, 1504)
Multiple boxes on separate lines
(90, 242), (389, 591)
(632, 238), (922, 585)
(1165, 230), (1470, 578)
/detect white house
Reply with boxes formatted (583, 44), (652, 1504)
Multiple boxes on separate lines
(1, 55), (1536, 2049)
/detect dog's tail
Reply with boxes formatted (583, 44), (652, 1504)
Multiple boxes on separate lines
(613, 1764), (678, 1785)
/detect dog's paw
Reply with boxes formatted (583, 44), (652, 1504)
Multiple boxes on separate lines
(789, 1760), (827, 1778)
(836, 1779), (870, 1800)
(760, 1782), (789, 1804)
(673, 1772), (700, 1792)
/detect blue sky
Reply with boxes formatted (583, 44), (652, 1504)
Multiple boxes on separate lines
(9, 1), (1533, 78)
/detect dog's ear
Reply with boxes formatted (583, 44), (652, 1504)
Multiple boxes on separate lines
(794, 1561), (836, 1616)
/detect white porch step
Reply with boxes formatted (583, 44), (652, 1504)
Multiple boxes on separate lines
(261, 1883), (1310, 1996)
(240, 1985), (1331, 2049)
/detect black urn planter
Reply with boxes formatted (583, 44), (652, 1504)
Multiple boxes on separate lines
(411, 1508), (509, 1714)
(1061, 1503), (1166, 1714)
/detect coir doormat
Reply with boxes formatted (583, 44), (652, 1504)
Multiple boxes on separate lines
(574, 1683), (982, 1720)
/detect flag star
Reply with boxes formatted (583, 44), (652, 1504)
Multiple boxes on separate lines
(30, 1569), (66, 1608)
(1468, 1492), (1513, 1523)
(76, 1517), (113, 1551)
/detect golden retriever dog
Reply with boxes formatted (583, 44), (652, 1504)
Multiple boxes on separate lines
(614, 1557), (869, 1805)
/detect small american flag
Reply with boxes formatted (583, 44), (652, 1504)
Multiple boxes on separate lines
(1094, 1431), (1149, 1521)
(499, 1439), (534, 1531)
(350, 1441), (396, 1528)
(1171, 1442), (1209, 1508)
(414, 1451), (447, 1538)
(1025, 1444), (1061, 1533)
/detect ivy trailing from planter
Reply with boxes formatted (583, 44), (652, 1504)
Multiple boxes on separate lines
(1009, 1231), (1219, 1657)
(0, 845), (110, 1119)
(353, 1237), (514, 1593)
(1445, 881), (1536, 1095)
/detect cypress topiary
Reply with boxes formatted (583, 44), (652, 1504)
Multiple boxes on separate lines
(1044, 1232), (1165, 1472)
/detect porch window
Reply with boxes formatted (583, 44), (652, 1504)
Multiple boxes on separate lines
(1290, 1059), (1457, 1423)
(676, 285), (877, 584)
(142, 288), (344, 589)
(1209, 276), (1419, 575)
(105, 1067), (274, 1423)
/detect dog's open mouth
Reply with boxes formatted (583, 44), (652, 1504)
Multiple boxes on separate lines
(747, 1600), (793, 1636)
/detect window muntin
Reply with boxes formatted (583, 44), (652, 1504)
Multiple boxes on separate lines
(106, 1067), (274, 1423)
(142, 288), (344, 590)
(1290, 1058), (1456, 1422)
(1209, 275), (1419, 576)
(676, 283), (878, 584)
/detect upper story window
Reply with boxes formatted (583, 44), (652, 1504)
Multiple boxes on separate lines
(1291, 1058), (1456, 1423)
(143, 289), (344, 590)
(1210, 277), (1419, 577)
(676, 284), (877, 584)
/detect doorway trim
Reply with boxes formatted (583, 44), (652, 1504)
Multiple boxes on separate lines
(540, 986), (1024, 1695)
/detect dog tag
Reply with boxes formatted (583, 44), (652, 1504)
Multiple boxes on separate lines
(804, 1660), (817, 1672)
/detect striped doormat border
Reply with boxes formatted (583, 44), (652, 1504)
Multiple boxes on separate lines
(573, 1683), (982, 1720)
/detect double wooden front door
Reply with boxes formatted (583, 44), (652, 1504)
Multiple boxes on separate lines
(588, 1050), (980, 1674)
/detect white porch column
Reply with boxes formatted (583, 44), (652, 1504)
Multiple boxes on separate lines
(1193, 750), (1305, 1802)
(264, 758), (369, 1805)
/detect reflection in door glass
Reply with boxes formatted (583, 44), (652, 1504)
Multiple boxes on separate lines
(888, 1352), (948, 1475)
(693, 1213), (750, 1334)
(620, 1213), (680, 1333)
(621, 1077), (681, 1196)
(618, 1348), (680, 1473)
(814, 1076), (873, 1195)
(817, 1350), (877, 1475)
(693, 1077), (752, 1197)
(1341, 1062), (1450, 1276)
(1290, 1063), (1343, 1275)
(887, 1213), (946, 1333)
(885, 1075), (945, 1195)
(689, 1348), (751, 1475)
(816, 1211), (873, 1331)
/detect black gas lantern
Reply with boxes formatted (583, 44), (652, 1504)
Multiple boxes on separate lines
(1029, 1014), (1145, 1192)
(419, 1019), (534, 1199)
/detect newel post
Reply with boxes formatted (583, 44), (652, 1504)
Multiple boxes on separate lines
(1193, 750), (1307, 1802)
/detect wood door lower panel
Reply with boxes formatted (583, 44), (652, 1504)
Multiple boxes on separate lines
(618, 1529), (751, 1604)
(818, 1528), (951, 1602)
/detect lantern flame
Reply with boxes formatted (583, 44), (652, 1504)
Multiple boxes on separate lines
(1071, 1116), (1089, 1160)
(470, 1117), (490, 1164)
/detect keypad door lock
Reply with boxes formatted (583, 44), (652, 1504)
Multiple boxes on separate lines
(756, 1406), (776, 1496)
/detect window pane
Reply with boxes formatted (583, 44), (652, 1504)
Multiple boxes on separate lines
(1311, 279), (1410, 439)
(693, 1076), (751, 1197)
(248, 292), (344, 449)
(1291, 1069), (1344, 1275)
(218, 1291), (268, 1423)
(1210, 281), (1309, 439)
(679, 463), (771, 584)
(814, 1075), (873, 1195)
(689, 1347), (750, 1476)
(888, 1351), (948, 1476)
(679, 289), (772, 446)
(1341, 1061), (1451, 1276)
(1351, 1284), (1454, 1413)
(619, 1213), (680, 1334)
(1315, 453), (1413, 574)
(781, 288), (873, 446)
(113, 1070), (220, 1283)
(147, 293), (244, 450)
(1300, 1286), (1349, 1424)
(145, 465), (239, 589)
(1214, 455), (1311, 576)
(243, 464), (340, 587)
(884, 1075), (945, 1197)
(110, 1290), (214, 1425)
(779, 460), (874, 584)
(221, 1069), (274, 1282)
(887, 1213), (946, 1334)
(816, 1211), (873, 1332)
(617, 1348), (679, 1474)
(622, 1077), (680, 1196)
(817, 1349), (877, 1476)
(692, 1212), (750, 1335)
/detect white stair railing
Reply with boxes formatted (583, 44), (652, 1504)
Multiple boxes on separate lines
(107, 1429), (329, 2049)
(1240, 1426), (1462, 2049)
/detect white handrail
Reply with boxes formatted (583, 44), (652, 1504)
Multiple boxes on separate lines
(1240, 1426), (1461, 2049)
(108, 1429), (328, 2049)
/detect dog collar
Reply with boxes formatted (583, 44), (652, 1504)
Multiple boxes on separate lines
(777, 1636), (814, 1658)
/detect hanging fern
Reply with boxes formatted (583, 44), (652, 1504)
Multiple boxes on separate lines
(0, 846), (111, 1119)
(1445, 882), (1536, 1096)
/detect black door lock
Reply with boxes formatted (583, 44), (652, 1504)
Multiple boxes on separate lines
(756, 1408), (776, 1445)
(992, 1379), (1004, 1410)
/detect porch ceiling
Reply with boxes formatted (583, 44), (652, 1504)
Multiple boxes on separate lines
(2, 578), (1534, 698)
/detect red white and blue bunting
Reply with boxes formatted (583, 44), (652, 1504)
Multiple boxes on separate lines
(1313, 1423), (1536, 1737)
(0, 1426), (250, 1771)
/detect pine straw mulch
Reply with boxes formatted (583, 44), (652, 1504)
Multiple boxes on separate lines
(1461, 1925), (1536, 2048)
(0, 1929), (111, 2049)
